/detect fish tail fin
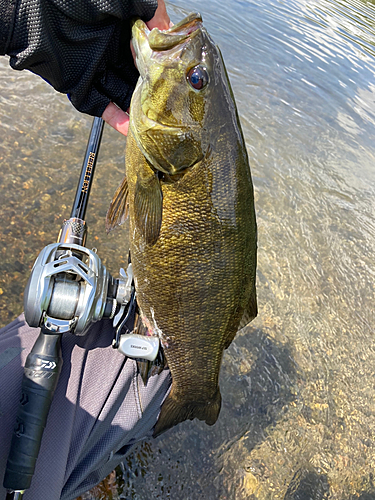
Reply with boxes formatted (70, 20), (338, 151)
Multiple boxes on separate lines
(153, 388), (221, 437)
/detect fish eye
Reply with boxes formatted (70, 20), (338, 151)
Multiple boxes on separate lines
(187, 65), (209, 90)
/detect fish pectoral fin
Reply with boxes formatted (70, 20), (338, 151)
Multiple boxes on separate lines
(153, 388), (221, 437)
(134, 171), (163, 245)
(106, 176), (129, 233)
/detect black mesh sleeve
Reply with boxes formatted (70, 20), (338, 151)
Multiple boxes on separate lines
(3, 0), (158, 116)
(0, 0), (17, 54)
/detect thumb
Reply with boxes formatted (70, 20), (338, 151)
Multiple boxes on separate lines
(102, 102), (130, 136)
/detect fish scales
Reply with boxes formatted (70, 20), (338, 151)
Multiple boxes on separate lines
(107, 13), (257, 436)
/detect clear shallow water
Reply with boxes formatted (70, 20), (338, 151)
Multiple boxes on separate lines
(1, 0), (375, 498)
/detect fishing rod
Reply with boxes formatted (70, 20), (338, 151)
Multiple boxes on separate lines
(3, 117), (159, 500)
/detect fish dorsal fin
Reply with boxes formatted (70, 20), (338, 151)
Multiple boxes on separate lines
(224, 291), (257, 349)
(134, 170), (163, 245)
(106, 176), (129, 233)
(238, 291), (257, 330)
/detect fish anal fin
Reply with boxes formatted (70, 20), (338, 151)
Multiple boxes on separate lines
(106, 176), (129, 233)
(137, 351), (167, 386)
(133, 311), (148, 336)
(153, 388), (221, 437)
(134, 172), (163, 245)
(134, 311), (167, 386)
(137, 360), (152, 386)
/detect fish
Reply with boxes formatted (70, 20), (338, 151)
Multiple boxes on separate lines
(106, 12), (257, 437)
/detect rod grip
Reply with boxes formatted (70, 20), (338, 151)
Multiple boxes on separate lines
(3, 330), (63, 491)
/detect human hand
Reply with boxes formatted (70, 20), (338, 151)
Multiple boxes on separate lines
(5, 0), (169, 134)
(102, 0), (170, 136)
(145, 0), (171, 31)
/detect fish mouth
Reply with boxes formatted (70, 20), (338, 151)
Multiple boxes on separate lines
(132, 13), (203, 69)
(148, 12), (203, 51)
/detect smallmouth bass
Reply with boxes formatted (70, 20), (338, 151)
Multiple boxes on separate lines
(107, 13), (257, 437)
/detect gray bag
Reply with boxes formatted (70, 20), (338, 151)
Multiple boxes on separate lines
(0, 315), (171, 500)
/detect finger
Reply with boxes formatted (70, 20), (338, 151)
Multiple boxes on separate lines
(146, 0), (170, 31)
(102, 102), (130, 136)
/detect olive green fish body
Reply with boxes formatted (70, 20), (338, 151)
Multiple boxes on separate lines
(108, 13), (257, 436)
(127, 129), (256, 434)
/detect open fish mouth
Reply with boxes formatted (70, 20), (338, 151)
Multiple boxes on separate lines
(148, 12), (202, 51)
(132, 13), (203, 73)
(133, 12), (202, 50)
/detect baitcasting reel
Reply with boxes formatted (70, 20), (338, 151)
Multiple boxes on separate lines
(23, 216), (159, 361)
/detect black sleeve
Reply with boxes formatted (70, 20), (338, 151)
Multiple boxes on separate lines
(0, 0), (158, 116)
(0, 0), (17, 54)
